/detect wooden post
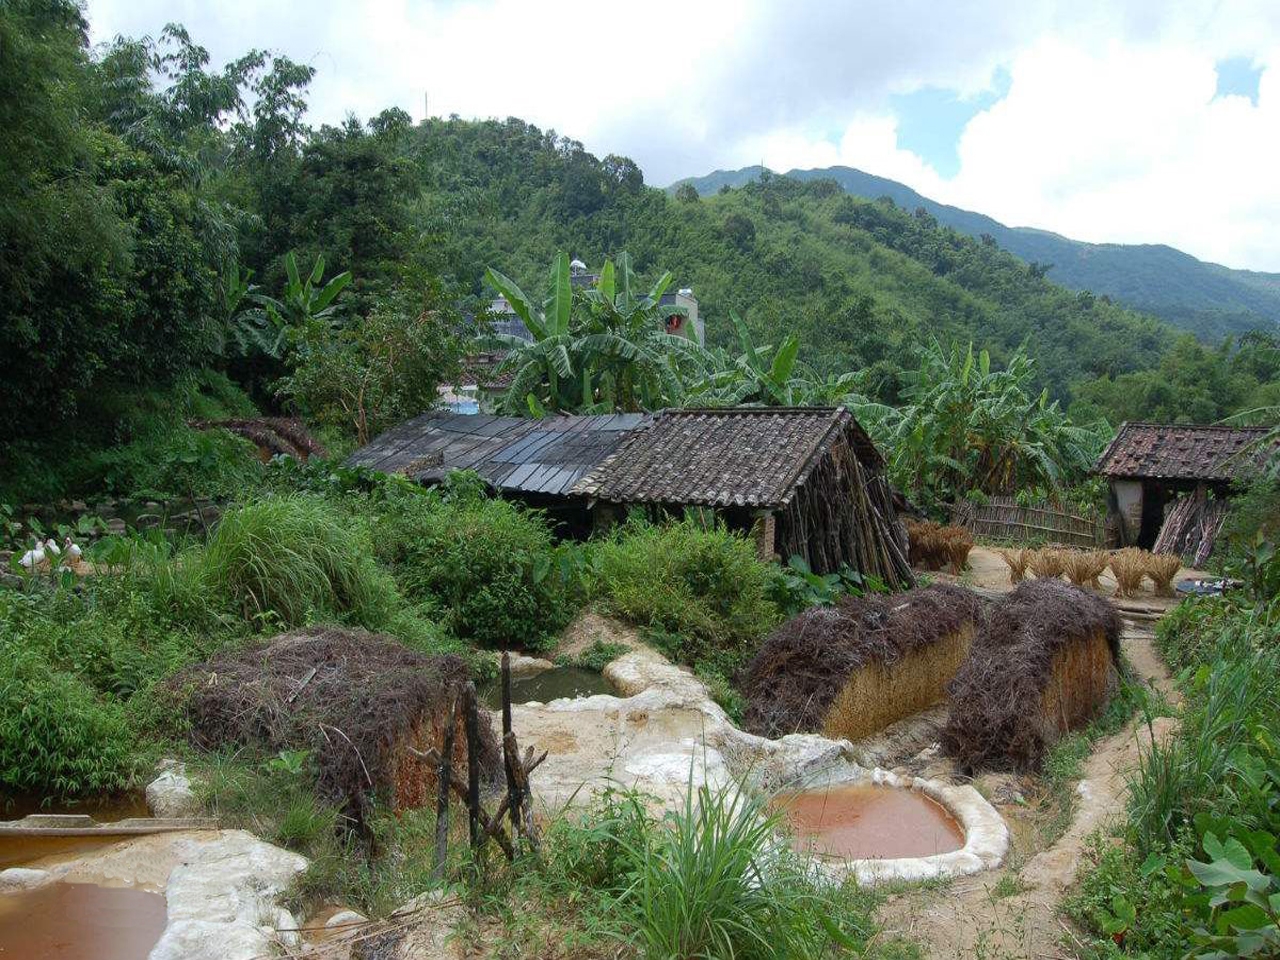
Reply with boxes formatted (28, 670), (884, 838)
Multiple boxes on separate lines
(432, 691), (457, 880)
(464, 681), (481, 851)
(500, 653), (522, 838)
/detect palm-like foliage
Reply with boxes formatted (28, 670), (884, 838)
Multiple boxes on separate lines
(232, 251), (351, 359)
(845, 342), (1107, 509)
(684, 311), (862, 408)
(482, 252), (710, 414)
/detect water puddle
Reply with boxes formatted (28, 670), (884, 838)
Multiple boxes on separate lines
(0, 881), (166, 959)
(0, 793), (153, 871)
(481, 667), (614, 709)
(773, 783), (965, 860)
(1, 792), (149, 823)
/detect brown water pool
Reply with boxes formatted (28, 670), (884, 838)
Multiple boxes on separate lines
(0, 881), (167, 959)
(773, 784), (965, 860)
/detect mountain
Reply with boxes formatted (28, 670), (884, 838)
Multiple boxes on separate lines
(671, 165), (1280, 340)
(408, 119), (1172, 403)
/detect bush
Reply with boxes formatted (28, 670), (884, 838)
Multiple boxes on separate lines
(375, 483), (572, 650)
(0, 648), (136, 797)
(591, 516), (780, 676)
(163, 495), (400, 629)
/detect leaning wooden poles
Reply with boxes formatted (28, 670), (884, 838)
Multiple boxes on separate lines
(416, 657), (546, 872)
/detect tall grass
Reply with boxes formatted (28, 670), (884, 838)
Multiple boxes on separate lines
(608, 777), (864, 959)
(158, 495), (399, 629)
(1129, 641), (1280, 853)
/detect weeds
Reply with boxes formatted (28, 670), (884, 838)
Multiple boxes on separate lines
(159, 495), (399, 629)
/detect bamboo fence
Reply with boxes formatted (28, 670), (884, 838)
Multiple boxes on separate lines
(950, 497), (1105, 549)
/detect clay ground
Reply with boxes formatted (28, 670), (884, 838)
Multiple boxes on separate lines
(870, 546), (1189, 959)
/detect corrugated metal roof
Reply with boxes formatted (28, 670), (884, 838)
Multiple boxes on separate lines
(572, 407), (876, 508)
(1095, 422), (1275, 481)
(347, 411), (644, 496)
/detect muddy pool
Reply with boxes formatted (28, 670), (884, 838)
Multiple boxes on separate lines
(481, 666), (614, 709)
(773, 783), (965, 860)
(0, 881), (167, 959)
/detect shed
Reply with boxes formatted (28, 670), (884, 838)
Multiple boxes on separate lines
(1094, 422), (1274, 557)
(572, 408), (911, 588)
(349, 407), (909, 584)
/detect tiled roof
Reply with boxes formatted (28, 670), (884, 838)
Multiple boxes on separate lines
(572, 407), (878, 508)
(347, 412), (643, 495)
(1094, 422), (1275, 481)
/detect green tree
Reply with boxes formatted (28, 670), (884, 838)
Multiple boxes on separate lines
(851, 342), (1108, 510)
(483, 252), (704, 414)
(276, 278), (464, 444)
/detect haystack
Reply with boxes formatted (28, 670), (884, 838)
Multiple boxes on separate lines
(943, 579), (1120, 772)
(905, 520), (974, 573)
(741, 584), (986, 742)
(176, 627), (501, 823)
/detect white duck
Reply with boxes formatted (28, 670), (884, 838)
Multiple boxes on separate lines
(63, 537), (82, 562)
(44, 537), (61, 558)
(19, 538), (45, 569)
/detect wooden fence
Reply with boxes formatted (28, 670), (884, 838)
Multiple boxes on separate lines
(951, 497), (1107, 549)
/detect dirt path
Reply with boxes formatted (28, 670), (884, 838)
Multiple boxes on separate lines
(874, 626), (1181, 959)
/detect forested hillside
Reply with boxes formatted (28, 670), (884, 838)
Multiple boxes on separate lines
(673, 164), (1280, 341)
(2, 2), (1277, 502)
(404, 119), (1276, 414)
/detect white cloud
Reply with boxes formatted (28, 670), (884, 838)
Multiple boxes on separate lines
(83, 0), (1280, 270)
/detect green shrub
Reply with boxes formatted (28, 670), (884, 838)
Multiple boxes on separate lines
(0, 648), (136, 797)
(0, 371), (264, 503)
(163, 495), (400, 629)
(592, 516), (780, 673)
(375, 484), (572, 650)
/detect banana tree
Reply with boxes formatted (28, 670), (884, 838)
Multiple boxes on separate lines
(577, 253), (709, 411)
(483, 252), (706, 414)
(484, 252), (581, 413)
(685, 311), (805, 406)
(233, 251), (352, 359)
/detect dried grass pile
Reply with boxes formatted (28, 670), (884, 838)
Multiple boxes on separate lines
(1063, 550), (1109, 590)
(905, 520), (974, 573)
(943, 579), (1120, 772)
(175, 626), (501, 823)
(997, 547), (1030, 584)
(1144, 552), (1181, 597)
(1028, 547), (1066, 579)
(741, 584), (986, 741)
(1109, 547), (1148, 598)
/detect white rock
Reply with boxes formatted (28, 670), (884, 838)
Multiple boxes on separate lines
(0, 867), (57, 893)
(324, 909), (368, 929)
(500, 652), (555, 678)
(146, 762), (200, 818)
(147, 829), (308, 960)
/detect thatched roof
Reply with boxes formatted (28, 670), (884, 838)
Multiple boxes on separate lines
(1095, 422), (1274, 482)
(572, 407), (881, 508)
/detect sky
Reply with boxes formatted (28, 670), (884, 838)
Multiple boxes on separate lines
(84, 0), (1280, 273)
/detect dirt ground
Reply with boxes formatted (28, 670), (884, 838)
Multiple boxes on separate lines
(871, 549), (1188, 959)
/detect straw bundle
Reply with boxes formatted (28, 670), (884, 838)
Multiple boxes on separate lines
(1084, 550), (1110, 590)
(944, 526), (974, 574)
(741, 584), (986, 741)
(997, 547), (1031, 584)
(1109, 548), (1148, 598)
(1061, 549), (1094, 588)
(905, 519), (974, 573)
(944, 579), (1120, 772)
(1028, 547), (1066, 579)
(1144, 552), (1182, 597)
